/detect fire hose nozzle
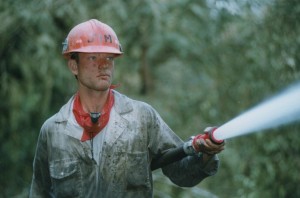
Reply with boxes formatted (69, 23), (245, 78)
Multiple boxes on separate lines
(151, 127), (224, 170)
(183, 127), (224, 155)
(183, 137), (196, 156)
(204, 127), (224, 144)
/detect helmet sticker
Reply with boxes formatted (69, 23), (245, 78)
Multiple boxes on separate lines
(62, 38), (68, 53)
(104, 35), (112, 43)
(87, 33), (95, 43)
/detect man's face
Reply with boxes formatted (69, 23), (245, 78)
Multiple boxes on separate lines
(71, 53), (116, 92)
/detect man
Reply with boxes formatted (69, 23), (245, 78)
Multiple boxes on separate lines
(30, 19), (225, 198)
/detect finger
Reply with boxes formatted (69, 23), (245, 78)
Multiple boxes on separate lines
(205, 139), (220, 148)
(205, 139), (225, 152)
(197, 138), (225, 154)
(205, 138), (225, 148)
(197, 138), (208, 148)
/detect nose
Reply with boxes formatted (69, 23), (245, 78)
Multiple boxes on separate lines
(97, 59), (108, 69)
(97, 57), (113, 69)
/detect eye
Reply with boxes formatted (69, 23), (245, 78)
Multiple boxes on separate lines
(106, 57), (114, 62)
(88, 56), (97, 61)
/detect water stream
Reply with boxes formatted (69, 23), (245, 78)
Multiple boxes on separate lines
(213, 82), (300, 140)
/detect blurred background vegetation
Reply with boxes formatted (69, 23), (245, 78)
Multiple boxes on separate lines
(1, 0), (299, 197)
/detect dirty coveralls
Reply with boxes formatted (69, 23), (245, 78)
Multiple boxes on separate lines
(30, 90), (220, 198)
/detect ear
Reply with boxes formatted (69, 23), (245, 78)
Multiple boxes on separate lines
(68, 59), (78, 76)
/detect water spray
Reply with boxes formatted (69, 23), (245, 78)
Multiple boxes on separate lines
(151, 81), (300, 171)
(213, 82), (300, 140)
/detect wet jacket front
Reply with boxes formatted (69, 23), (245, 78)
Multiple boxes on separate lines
(30, 91), (219, 198)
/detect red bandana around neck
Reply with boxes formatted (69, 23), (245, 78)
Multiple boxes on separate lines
(73, 89), (115, 141)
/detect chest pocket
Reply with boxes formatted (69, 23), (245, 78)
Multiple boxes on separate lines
(50, 159), (82, 198)
(126, 151), (151, 191)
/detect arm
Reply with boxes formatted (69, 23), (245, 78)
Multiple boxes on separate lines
(161, 152), (220, 187)
(151, 135), (224, 171)
(147, 106), (221, 187)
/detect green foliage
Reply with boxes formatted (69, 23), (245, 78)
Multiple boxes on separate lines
(0, 0), (299, 197)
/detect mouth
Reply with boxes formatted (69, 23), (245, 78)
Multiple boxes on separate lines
(97, 73), (111, 80)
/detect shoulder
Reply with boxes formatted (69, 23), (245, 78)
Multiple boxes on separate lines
(113, 90), (162, 125)
(40, 113), (59, 136)
(40, 96), (74, 134)
(113, 90), (155, 114)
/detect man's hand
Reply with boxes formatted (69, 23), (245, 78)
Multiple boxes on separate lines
(195, 138), (225, 155)
(193, 127), (225, 155)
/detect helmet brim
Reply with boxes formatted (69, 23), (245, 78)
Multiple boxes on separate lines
(63, 46), (123, 59)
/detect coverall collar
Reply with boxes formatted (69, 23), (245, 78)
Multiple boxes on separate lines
(55, 90), (133, 123)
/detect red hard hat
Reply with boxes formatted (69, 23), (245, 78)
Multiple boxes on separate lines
(62, 19), (123, 58)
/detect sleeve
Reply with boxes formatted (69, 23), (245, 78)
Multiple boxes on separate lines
(29, 122), (53, 198)
(162, 154), (219, 187)
(146, 104), (219, 187)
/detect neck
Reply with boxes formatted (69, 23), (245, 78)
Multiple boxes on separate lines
(78, 89), (110, 113)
